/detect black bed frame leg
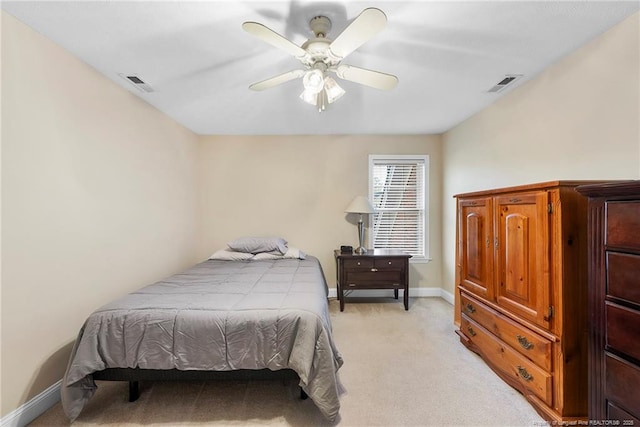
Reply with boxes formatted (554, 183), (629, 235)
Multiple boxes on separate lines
(300, 387), (308, 400)
(129, 381), (139, 402)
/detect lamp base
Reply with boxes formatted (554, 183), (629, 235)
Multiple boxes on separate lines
(355, 218), (368, 255)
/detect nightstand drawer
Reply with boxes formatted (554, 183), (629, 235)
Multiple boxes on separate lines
(374, 258), (404, 270)
(343, 258), (374, 269)
(345, 270), (402, 287)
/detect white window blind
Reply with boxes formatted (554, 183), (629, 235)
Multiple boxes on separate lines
(369, 155), (428, 260)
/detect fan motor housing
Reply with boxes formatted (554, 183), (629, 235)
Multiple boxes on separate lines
(300, 38), (339, 67)
(309, 15), (331, 37)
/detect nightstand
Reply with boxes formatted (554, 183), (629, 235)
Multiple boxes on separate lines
(334, 249), (412, 311)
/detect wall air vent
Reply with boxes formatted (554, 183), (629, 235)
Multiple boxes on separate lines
(118, 73), (154, 93)
(487, 74), (523, 93)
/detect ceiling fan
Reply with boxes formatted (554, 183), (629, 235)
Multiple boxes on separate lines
(242, 8), (398, 112)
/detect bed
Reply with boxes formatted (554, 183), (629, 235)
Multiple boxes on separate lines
(61, 238), (343, 421)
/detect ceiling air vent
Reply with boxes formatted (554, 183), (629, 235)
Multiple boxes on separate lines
(119, 73), (154, 93)
(487, 74), (522, 93)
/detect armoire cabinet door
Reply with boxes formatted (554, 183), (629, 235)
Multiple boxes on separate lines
(458, 197), (494, 302)
(494, 191), (551, 329)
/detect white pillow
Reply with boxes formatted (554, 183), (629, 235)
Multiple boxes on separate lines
(252, 247), (306, 260)
(227, 236), (288, 254)
(209, 249), (255, 261)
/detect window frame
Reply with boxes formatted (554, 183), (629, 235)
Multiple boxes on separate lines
(368, 154), (430, 263)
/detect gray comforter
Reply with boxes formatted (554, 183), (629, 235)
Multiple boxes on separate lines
(61, 257), (343, 421)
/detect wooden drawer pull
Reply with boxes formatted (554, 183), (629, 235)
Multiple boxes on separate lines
(465, 303), (476, 314)
(517, 366), (533, 382)
(516, 335), (534, 350)
(466, 326), (477, 337)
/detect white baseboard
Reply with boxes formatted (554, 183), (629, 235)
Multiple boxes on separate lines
(440, 289), (455, 305)
(328, 287), (454, 304)
(0, 380), (61, 427)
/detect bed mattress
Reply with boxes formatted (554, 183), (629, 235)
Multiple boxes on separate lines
(61, 256), (343, 421)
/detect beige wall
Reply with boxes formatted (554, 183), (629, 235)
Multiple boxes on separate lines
(441, 12), (640, 295)
(3, 5), (639, 422)
(198, 135), (443, 293)
(1, 12), (201, 416)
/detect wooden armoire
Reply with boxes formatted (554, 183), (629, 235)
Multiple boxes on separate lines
(454, 181), (598, 423)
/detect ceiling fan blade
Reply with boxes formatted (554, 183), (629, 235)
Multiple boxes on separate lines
(249, 70), (305, 91)
(336, 64), (398, 90)
(329, 8), (387, 59)
(242, 22), (306, 58)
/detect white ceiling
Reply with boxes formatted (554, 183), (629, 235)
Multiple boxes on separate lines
(3, 1), (638, 135)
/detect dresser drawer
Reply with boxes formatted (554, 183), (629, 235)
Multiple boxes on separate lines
(607, 402), (640, 426)
(606, 302), (640, 361)
(461, 315), (553, 406)
(460, 293), (552, 371)
(607, 251), (640, 306)
(606, 201), (640, 251)
(605, 353), (640, 418)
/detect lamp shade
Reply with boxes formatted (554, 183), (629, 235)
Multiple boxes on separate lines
(302, 69), (325, 94)
(345, 196), (376, 214)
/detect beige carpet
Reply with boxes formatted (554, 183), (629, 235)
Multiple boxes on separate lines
(30, 297), (545, 426)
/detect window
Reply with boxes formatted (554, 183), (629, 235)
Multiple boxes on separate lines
(368, 155), (429, 261)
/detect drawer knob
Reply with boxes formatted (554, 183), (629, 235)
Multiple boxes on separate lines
(371, 268), (378, 272)
(388, 261), (392, 265)
(466, 326), (477, 337)
(348, 284), (357, 287)
(516, 335), (534, 350)
(516, 366), (533, 382)
(465, 303), (476, 314)
(357, 262), (361, 266)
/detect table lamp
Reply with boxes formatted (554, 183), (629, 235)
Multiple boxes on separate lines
(345, 196), (376, 254)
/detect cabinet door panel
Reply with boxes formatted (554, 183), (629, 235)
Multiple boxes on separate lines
(458, 197), (494, 301)
(495, 192), (550, 329)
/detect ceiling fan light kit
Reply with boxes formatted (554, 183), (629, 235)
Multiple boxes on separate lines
(302, 68), (325, 93)
(242, 8), (398, 113)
